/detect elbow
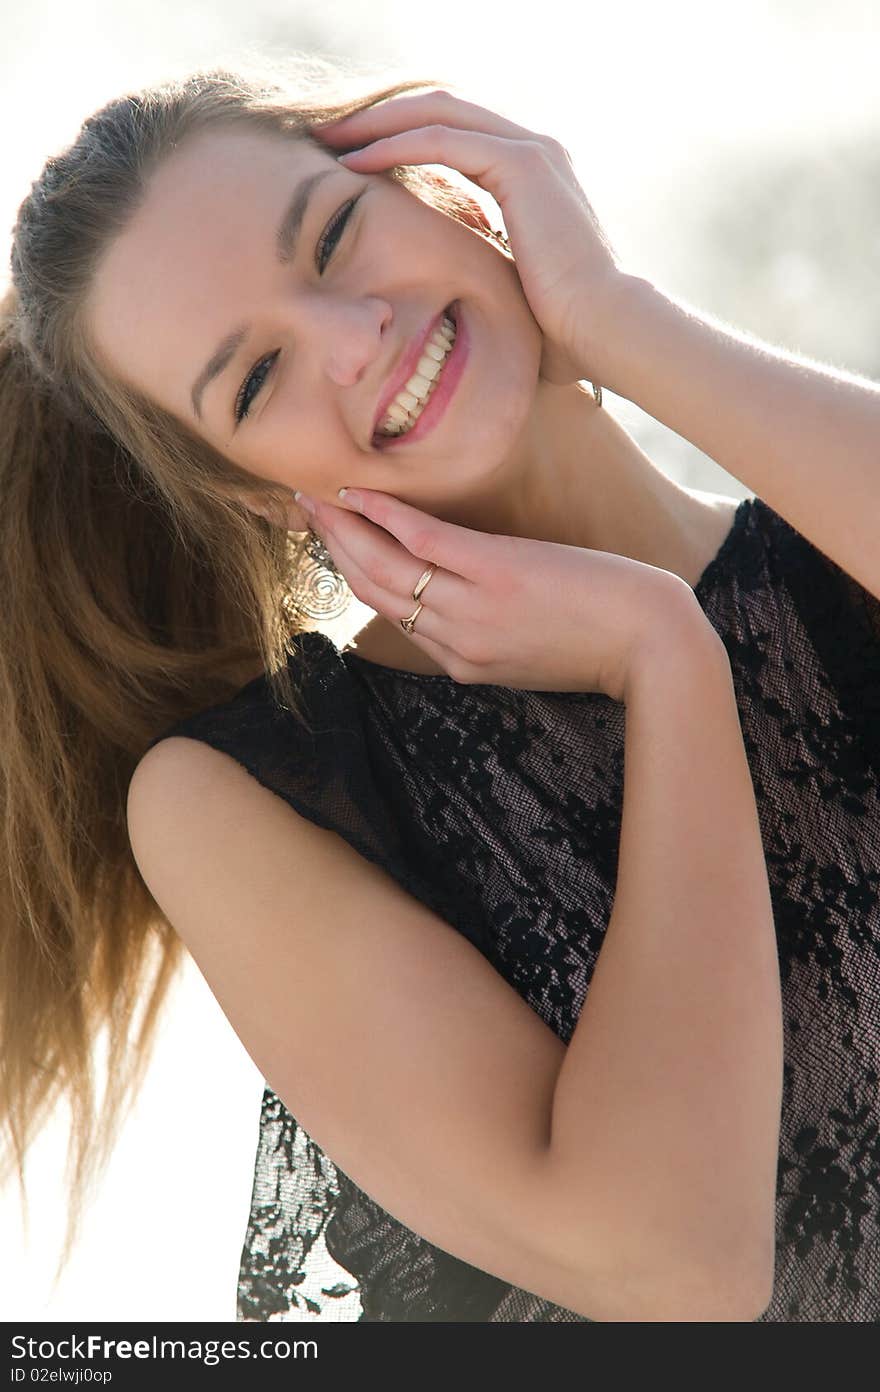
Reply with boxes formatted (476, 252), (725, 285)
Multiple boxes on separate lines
(694, 1272), (773, 1323)
(723, 1224), (777, 1321)
(598, 1246), (776, 1322)
(734, 1251), (776, 1322)
(566, 1252), (775, 1322)
(662, 1207), (777, 1321)
(677, 1246), (775, 1323)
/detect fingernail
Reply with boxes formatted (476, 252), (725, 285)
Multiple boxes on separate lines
(336, 150), (363, 163)
(337, 487), (361, 509)
(294, 490), (316, 515)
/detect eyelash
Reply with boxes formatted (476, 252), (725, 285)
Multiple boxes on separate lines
(234, 195), (361, 425)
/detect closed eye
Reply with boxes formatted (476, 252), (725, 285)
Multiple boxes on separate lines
(234, 349), (280, 425)
(233, 193), (363, 427)
(315, 195), (359, 274)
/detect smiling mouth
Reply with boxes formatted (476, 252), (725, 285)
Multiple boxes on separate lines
(372, 302), (459, 447)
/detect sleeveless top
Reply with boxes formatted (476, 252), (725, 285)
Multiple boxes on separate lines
(147, 495), (880, 1322)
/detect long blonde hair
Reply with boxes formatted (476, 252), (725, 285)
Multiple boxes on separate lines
(0, 54), (485, 1288)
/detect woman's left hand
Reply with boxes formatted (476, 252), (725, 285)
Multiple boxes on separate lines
(310, 88), (635, 386)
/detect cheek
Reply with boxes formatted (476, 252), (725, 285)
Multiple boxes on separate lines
(255, 401), (359, 490)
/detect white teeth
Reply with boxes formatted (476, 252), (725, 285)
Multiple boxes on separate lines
(405, 370), (434, 396)
(415, 353), (444, 380)
(377, 316), (457, 439)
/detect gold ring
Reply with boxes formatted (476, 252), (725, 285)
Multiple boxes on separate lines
(400, 602), (423, 634)
(412, 565), (436, 602)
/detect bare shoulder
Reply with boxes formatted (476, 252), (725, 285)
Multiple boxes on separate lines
(127, 733), (368, 916)
(128, 734), (254, 821)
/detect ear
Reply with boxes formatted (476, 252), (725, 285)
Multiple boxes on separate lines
(233, 490), (309, 532)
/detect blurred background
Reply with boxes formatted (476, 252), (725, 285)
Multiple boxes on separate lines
(2, 0), (879, 1320)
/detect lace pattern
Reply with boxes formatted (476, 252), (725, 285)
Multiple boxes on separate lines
(151, 496), (880, 1321)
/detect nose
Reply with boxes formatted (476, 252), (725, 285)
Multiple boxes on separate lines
(316, 298), (392, 387)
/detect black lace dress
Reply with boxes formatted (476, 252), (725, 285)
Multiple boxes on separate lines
(148, 495), (880, 1322)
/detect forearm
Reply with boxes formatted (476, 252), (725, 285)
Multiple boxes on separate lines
(545, 626), (782, 1319)
(591, 272), (880, 599)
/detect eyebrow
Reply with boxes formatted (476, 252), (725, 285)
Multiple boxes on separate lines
(189, 168), (339, 421)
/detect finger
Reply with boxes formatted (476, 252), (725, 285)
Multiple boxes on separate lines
(316, 501), (471, 617)
(332, 487), (498, 585)
(355, 619), (466, 677)
(310, 514), (462, 656)
(312, 87), (539, 147)
(335, 126), (543, 211)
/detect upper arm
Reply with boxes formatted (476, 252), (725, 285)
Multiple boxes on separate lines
(126, 736), (768, 1321)
(127, 736), (600, 1310)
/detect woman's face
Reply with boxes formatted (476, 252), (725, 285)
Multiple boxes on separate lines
(85, 124), (543, 521)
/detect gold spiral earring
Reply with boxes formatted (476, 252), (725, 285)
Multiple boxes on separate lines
(290, 529), (352, 622)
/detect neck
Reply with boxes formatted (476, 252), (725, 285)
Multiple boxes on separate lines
(420, 380), (725, 586)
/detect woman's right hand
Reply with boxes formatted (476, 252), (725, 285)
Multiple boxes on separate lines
(298, 486), (716, 702)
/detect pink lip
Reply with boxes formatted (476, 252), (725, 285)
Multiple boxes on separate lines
(371, 302), (467, 448)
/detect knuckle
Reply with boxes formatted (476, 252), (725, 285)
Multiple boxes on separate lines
(527, 138), (562, 171)
(496, 568), (526, 602)
(407, 524), (438, 559)
(523, 138), (549, 161)
(479, 563), (523, 607)
(454, 629), (490, 668)
(362, 556), (395, 591)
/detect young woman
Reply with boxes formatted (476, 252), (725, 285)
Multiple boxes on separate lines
(2, 59), (877, 1322)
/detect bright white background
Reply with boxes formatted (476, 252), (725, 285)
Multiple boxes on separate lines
(2, 0), (879, 1320)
